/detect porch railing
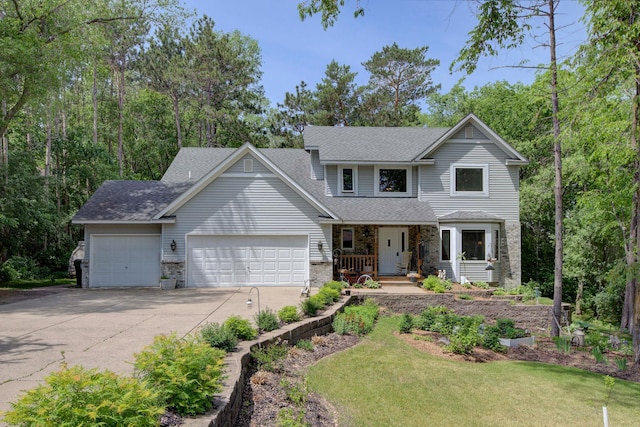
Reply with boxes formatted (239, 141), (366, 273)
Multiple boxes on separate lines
(336, 254), (377, 278)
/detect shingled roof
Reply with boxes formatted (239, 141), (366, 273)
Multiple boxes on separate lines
(72, 180), (190, 223)
(303, 126), (449, 163)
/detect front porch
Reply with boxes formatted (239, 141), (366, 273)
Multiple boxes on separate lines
(332, 225), (439, 281)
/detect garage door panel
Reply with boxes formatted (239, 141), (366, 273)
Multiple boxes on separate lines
(187, 235), (308, 287)
(91, 235), (161, 287)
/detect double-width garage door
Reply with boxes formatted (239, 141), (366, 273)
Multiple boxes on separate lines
(187, 235), (308, 287)
(90, 235), (161, 287)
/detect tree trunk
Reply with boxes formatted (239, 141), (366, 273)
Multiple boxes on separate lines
(575, 279), (584, 316)
(1, 99), (7, 188)
(171, 91), (182, 149)
(117, 60), (125, 177)
(93, 61), (99, 145)
(549, 0), (564, 337)
(45, 107), (52, 197)
(632, 70), (640, 365)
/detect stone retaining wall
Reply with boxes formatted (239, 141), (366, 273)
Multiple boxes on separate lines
(185, 293), (551, 426)
(354, 293), (552, 331)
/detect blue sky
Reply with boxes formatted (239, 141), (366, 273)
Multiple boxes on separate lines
(182, 0), (586, 108)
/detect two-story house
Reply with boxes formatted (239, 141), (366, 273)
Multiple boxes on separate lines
(72, 114), (528, 288)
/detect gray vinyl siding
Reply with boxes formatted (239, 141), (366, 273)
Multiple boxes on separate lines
(84, 224), (161, 260)
(421, 141), (520, 221)
(225, 154), (271, 174)
(164, 175), (328, 262)
(326, 165), (338, 196)
(310, 150), (324, 180)
(452, 124), (489, 140)
(359, 166), (374, 197)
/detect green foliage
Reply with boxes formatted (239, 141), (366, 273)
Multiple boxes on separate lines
(1, 256), (38, 281)
(592, 282), (624, 324)
(474, 281), (490, 289)
(252, 341), (289, 372)
(317, 286), (341, 305)
(224, 315), (258, 341)
(457, 293), (473, 300)
(364, 278), (381, 289)
(277, 407), (310, 427)
(133, 333), (226, 415)
(280, 378), (308, 406)
(495, 318), (527, 339)
(399, 313), (414, 334)
(492, 288), (507, 296)
(278, 305), (301, 323)
(421, 275), (442, 291)
(199, 322), (238, 353)
(614, 357), (628, 372)
(323, 280), (344, 293)
(295, 339), (314, 351)
(553, 336), (572, 354)
(300, 295), (324, 317)
(333, 299), (379, 336)
(592, 346), (608, 364)
(255, 308), (280, 332)
(482, 326), (507, 353)
(446, 317), (483, 355)
(415, 306), (451, 331)
(2, 364), (164, 427)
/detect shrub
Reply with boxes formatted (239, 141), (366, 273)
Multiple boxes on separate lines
(458, 293), (473, 300)
(421, 276), (441, 291)
(415, 306), (451, 331)
(447, 317), (482, 355)
(3, 364), (164, 427)
(300, 295), (324, 317)
(256, 308), (280, 332)
(323, 280), (344, 293)
(224, 315), (258, 340)
(199, 322), (238, 352)
(492, 288), (507, 296)
(495, 318), (527, 339)
(2, 256), (38, 281)
(280, 378), (307, 406)
(399, 313), (414, 334)
(333, 299), (379, 336)
(474, 281), (490, 289)
(295, 339), (314, 351)
(432, 282), (446, 293)
(364, 278), (381, 289)
(252, 340), (289, 372)
(278, 305), (301, 323)
(317, 286), (341, 305)
(277, 408), (308, 427)
(134, 333), (226, 415)
(482, 326), (507, 353)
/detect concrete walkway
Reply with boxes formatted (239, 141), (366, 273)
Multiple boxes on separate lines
(0, 286), (305, 417)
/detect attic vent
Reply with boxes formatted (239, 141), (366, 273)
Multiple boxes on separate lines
(244, 159), (253, 173)
(465, 125), (474, 139)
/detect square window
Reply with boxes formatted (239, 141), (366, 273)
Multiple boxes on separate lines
(379, 169), (407, 192)
(456, 168), (483, 192)
(341, 228), (354, 251)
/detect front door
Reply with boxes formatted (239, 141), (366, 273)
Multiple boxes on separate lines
(378, 227), (408, 275)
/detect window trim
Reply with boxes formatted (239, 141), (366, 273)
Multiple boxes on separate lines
(341, 227), (355, 252)
(450, 163), (489, 197)
(440, 228), (451, 262)
(374, 166), (412, 197)
(339, 166), (357, 194)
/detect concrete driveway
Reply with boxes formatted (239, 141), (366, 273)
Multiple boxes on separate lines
(0, 286), (303, 416)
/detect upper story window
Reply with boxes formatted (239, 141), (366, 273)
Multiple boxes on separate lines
(340, 166), (356, 193)
(375, 166), (411, 196)
(451, 164), (488, 197)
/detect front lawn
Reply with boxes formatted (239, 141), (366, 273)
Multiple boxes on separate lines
(0, 278), (74, 290)
(307, 316), (640, 427)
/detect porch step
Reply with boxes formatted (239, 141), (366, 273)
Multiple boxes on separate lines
(378, 276), (420, 287)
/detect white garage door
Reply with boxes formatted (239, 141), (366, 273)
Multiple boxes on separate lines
(187, 235), (308, 287)
(90, 235), (161, 287)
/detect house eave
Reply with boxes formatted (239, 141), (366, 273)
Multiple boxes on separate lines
(505, 159), (529, 166)
(72, 218), (176, 225)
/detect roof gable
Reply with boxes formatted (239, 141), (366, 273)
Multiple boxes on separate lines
(154, 143), (338, 220)
(413, 113), (528, 164)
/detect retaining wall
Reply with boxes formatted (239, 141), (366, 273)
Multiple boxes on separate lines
(184, 293), (551, 426)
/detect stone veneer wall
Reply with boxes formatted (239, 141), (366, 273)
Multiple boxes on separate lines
(310, 261), (332, 287)
(503, 221), (522, 289)
(161, 261), (185, 288)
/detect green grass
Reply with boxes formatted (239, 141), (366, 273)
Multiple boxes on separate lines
(522, 296), (553, 305)
(0, 278), (75, 290)
(307, 316), (640, 427)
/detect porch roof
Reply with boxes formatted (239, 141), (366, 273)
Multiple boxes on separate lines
(438, 210), (504, 223)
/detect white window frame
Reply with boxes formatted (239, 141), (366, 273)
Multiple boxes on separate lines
(374, 166), (412, 197)
(450, 163), (489, 197)
(339, 166), (357, 194)
(440, 228), (451, 262)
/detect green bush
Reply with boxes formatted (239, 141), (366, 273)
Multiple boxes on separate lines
(432, 282), (446, 293)
(482, 325), (507, 353)
(280, 378), (308, 406)
(333, 299), (379, 336)
(256, 308), (280, 332)
(134, 333), (226, 415)
(447, 317), (483, 355)
(252, 340), (289, 372)
(2, 256), (38, 281)
(300, 295), (324, 317)
(399, 313), (414, 334)
(415, 306), (451, 331)
(495, 318), (527, 339)
(421, 276), (441, 291)
(199, 322), (238, 352)
(323, 280), (344, 293)
(364, 279), (381, 289)
(224, 315), (258, 341)
(278, 305), (301, 323)
(458, 293), (473, 300)
(295, 339), (314, 351)
(317, 286), (341, 304)
(277, 408), (308, 427)
(492, 288), (507, 296)
(3, 364), (164, 427)
(474, 281), (490, 289)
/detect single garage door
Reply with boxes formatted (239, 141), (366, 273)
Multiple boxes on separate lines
(90, 235), (161, 287)
(187, 235), (308, 287)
